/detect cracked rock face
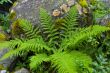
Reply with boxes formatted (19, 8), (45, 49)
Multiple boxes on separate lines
(11, 0), (66, 25)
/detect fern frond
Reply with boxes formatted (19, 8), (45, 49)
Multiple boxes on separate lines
(0, 39), (22, 60)
(40, 8), (59, 47)
(39, 8), (52, 27)
(0, 38), (22, 50)
(50, 18), (67, 47)
(30, 54), (48, 70)
(50, 52), (77, 73)
(15, 37), (52, 53)
(0, 37), (52, 61)
(12, 19), (40, 39)
(39, 8), (53, 40)
(64, 6), (78, 35)
(60, 25), (110, 50)
(50, 51), (92, 73)
(40, 7), (78, 47)
(0, 49), (17, 61)
(69, 51), (92, 73)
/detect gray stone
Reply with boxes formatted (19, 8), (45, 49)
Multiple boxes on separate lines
(10, 0), (66, 25)
(0, 49), (14, 68)
(0, 70), (7, 73)
(14, 68), (30, 73)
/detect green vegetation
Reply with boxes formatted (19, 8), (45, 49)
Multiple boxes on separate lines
(0, 0), (110, 73)
(0, 0), (12, 4)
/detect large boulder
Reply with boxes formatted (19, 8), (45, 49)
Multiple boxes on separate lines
(10, 0), (66, 25)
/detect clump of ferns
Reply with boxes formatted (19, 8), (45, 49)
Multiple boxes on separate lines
(0, 6), (110, 73)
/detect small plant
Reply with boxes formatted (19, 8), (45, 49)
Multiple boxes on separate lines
(0, 13), (10, 32)
(92, 52), (110, 73)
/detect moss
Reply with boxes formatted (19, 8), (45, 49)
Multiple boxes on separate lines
(0, 64), (5, 70)
(0, 33), (7, 41)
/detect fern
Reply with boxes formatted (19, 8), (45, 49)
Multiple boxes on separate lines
(30, 54), (48, 70)
(29, 51), (92, 73)
(39, 6), (78, 48)
(40, 8), (60, 48)
(0, 38), (22, 49)
(0, 37), (52, 60)
(69, 51), (92, 73)
(52, 18), (67, 47)
(60, 25), (110, 50)
(64, 6), (78, 35)
(39, 8), (53, 38)
(40, 8), (57, 46)
(12, 19), (40, 39)
(0, 6), (110, 73)
(50, 52), (77, 73)
(50, 51), (92, 73)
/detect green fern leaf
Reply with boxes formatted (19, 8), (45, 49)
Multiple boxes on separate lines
(61, 25), (110, 50)
(69, 51), (92, 73)
(0, 38), (22, 50)
(0, 37), (52, 61)
(50, 51), (92, 73)
(15, 37), (52, 53)
(40, 8), (59, 47)
(30, 54), (48, 70)
(64, 6), (78, 35)
(50, 52), (77, 73)
(39, 8), (53, 38)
